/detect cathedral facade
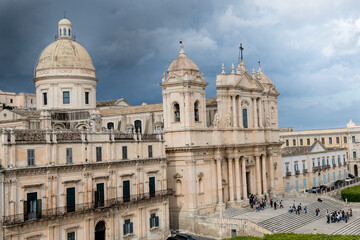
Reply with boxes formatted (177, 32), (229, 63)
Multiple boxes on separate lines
(0, 18), (283, 239)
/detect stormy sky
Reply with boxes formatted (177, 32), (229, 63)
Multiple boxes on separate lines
(1, 0), (360, 130)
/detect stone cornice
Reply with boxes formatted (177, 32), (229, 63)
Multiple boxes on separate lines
(165, 142), (281, 152)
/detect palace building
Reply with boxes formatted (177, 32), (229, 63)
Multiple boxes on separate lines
(0, 18), (284, 239)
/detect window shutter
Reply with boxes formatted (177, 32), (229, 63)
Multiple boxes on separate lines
(95, 191), (99, 207)
(24, 201), (28, 220)
(150, 217), (152, 228)
(155, 216), (159, 227)
(130, 222), (133, 233)
(123, 224), (126, 235)
(36, 199), (42, 219)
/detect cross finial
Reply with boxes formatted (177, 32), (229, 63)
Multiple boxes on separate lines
(63, 11), (66, 18)
(179, 40), (185, 56)
(240, 43), (244, 61)
(258, 60), (261, 68)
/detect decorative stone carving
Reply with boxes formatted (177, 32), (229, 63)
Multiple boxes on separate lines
(225, 113), (231, 127)
(213, 112), (221, 127)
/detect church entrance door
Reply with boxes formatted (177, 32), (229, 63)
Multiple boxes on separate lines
(95, 221), (106, 240)
(355, 165), (358, 177)
(246, 172), (250, 195)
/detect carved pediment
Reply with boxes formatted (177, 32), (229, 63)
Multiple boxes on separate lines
(174, 173), (183, 179)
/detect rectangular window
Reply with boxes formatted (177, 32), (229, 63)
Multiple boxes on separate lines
(312, 160), (315, 168)
(329, 137), (332, 144)
(285, 164), (289, 173)
(63, 91), (70, 104)
(302, 161), (306, 170)
(307, 139), (310, 145)
(333, 172), (336, 181)
(352, 136), (356, 143)
(122, 146), (127, 160)
(149, 177), (155, 197)
(95, 183), (104, 207)
(66, 187), (75, 213)
(85, 92), (89, 105)
(286, 140), (289, 147)
(353, 151), (357, 159)
(67, 232), (75, 240)
(300, 139), (303, 146)
(123, 180), (130, 202)
(332, 158), (335, 165)
(150, 213), (159, 228)
(10, 99), (13, 103)
(43, 92), (47, 105)
(321, 138), (325, 144)
(336, 137), (340, 144)
(25, 192), (41, 220)
(96, 147), (102, 162)
(338, 156), (341, 164)
(344, 136), (347, 144)
(66, 148), (72, 164)
(123, 219), (133, 235)
(339, 170), (341, 179)
(148, 145), (153, 158)
(242, 109), (248, 128)
(27, 149), (35, 166)
(294, 163), (298, 171)
(292, 139), (296, 146)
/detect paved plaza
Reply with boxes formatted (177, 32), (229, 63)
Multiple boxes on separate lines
(223, 197), (360, 235)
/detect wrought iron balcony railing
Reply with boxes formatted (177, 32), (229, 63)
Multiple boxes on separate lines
(3, 189), (173, 226)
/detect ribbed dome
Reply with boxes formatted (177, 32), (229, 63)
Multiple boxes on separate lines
(257, 66), (273, 86)
(35, 39), (95, 76)
(167, 45), (199, 73)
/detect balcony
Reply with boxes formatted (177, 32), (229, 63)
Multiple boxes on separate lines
(312, 166), (320, 172)
(333, 163), (337, 168)
(3, 189), (173, 226)
(295, 170), (300, 175)
(338, 163), (342, 166)
(286, 172), (292, 177)
(322, 165), (330, 170)
(303, 169), (308, 174)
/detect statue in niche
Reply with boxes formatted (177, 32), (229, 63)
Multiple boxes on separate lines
(225, 113), (231, 127)
(213, 112), (221, 127)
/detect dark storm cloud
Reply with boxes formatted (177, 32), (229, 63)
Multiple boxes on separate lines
(2, 0), (360, 129)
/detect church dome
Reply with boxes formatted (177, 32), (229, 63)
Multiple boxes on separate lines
(167, 44), (199, 74)
(257, 65), (273, 87)
(35, 39), (95, 74)
(35, 18), (95, 78)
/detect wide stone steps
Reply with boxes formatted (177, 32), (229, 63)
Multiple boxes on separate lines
(212, 207), (252, 219)
(257, 200), (344, 233)
(332, 218), (360, 235)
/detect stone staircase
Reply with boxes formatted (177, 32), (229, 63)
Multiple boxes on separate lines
(212, 207), (252, 218)
(257, 200), (344, 233)
(332, 218), (360, 235)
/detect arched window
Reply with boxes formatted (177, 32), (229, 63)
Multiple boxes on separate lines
(134, 120), (142, 134)
(59, 29), (62, 36)
(63, 28), (67, 36)
(198, 177), (203, 194)
(176, 179), (182, 195)
(68, 29), (71, 36)
(242, 108), (248, 128)
(174, 103), (180, 122)
(194, 101), (199, 122)
(107, 122), (114, 130)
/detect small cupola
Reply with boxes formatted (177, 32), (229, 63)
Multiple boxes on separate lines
(58, 18), (72, 39)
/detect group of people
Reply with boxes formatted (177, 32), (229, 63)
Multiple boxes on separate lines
(288, 200), (307, 214)
(325, 209), (353, 224)
(248, 193), (283, 212)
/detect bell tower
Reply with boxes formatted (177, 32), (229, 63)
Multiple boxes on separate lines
(160, 43), (208, 147)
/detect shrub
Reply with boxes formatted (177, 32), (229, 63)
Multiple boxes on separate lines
(341, 185), (360, 202)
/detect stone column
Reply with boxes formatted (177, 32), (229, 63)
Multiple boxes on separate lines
(228, 158), (234, 202)
(255, 155), (262, 194)
(268, 151), (275, 190)
(253, 98), (258, 128)
(216, 158), (223, 204)
(89, 218), (95, 240)
(239, 97), (243, 128)
(241, 157), (247, 199)
(261, 154), (267, 194)
(258, 99), (263, 128)
(232, 95), (238, 127)
(235, 158), (241, 201)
